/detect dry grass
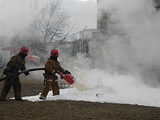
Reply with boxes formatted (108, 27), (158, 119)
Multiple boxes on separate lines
(0, 99), (160, 120)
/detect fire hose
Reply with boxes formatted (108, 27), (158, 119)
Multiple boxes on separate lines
(0, 68), (76, 85)
(0, 68), (45, 82)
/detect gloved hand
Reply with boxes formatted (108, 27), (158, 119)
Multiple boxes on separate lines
(24, 71), (29, 76)
(3, 69), (9, 75)
(64, 70), (71, 75)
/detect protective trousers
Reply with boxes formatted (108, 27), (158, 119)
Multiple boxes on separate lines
(41, 77), (59, 98)
(0, 76), (21, 99)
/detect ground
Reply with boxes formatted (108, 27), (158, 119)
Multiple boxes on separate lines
(0, 72), (160, 120)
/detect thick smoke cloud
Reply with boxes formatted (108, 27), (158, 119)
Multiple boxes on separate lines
(98, 0), (160, 86)
(0, 0), (32, 35)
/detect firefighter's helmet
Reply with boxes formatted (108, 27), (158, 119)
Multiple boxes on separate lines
(20, 46), (29, 54)
(50, 49), (59, 57)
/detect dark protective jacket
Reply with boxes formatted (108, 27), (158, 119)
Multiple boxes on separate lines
(5, 53), (26, 73)
(40, 57), (65, 98)
(44, 58), (64, 80)
(0, 53), (27, 100)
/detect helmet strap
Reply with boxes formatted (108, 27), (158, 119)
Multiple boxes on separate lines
(18, 52), (28, 59)
(50, 56), (58, 61)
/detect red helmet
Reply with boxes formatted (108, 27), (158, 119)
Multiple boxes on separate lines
(50, 49), (59, 57)
(20, 46), (29, 54)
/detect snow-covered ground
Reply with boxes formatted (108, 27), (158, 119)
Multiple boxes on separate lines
(23, 69), (160, 108)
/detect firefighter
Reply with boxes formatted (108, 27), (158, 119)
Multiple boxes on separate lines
(39, 49), (71, 100)
(0, 46), (30, 101)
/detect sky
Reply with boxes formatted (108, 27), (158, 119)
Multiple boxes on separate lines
(0, 0), (97, 36)
(62, 0), (97, 30)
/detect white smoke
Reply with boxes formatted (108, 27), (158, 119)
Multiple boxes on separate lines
(97, 0), (160, 86)
(0, 0), (32, 35)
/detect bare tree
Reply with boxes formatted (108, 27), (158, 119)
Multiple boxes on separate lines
(9, 0), (76, 63)
(25, 0), (76, 63)
(37, 0), (71, 45)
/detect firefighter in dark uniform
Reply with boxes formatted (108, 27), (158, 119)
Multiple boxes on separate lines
(39, 49), (70, 100)
(0, 46), (30, 101)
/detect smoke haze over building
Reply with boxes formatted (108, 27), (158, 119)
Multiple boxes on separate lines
(97, 0), (160, 86)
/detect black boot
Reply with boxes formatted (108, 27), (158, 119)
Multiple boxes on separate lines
(39, 94), (46, 100)
(15, 98), (23, 101)
(15, 93), (23, 101)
